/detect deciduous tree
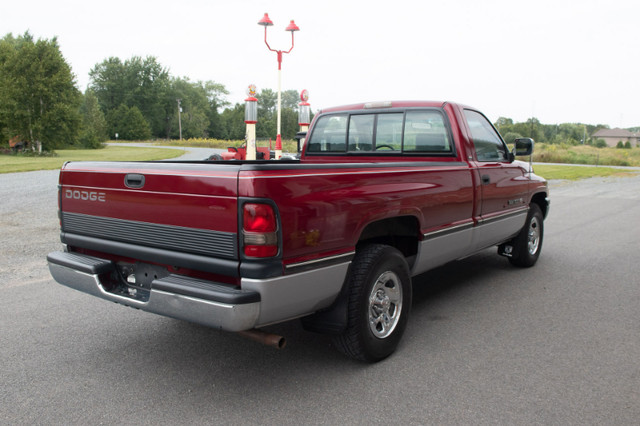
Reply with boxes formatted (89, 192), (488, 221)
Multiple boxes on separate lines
(107, 104), (151, 140)
(0, 32), (81, 151)
(89, 56), (229, 140)
(90, 56), (170, 138)
(78, 89), (108, 148)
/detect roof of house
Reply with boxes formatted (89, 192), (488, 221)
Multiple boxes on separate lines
(592, 128), (638, 138)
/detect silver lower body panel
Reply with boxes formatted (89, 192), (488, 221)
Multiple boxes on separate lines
(412, 209), (527, 276)
(47, 251), (349, 331)
(243, 262), (350, 327)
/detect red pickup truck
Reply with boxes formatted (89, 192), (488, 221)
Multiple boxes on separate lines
(48, 101), (549, 362)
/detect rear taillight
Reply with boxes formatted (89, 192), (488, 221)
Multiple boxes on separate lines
(242, 203), (278, 258)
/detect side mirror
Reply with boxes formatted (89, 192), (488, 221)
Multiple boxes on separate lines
(295, 131), (307, 153)
(514, 138), (534, 156)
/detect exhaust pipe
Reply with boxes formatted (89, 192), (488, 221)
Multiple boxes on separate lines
(238, 329), (286, 349)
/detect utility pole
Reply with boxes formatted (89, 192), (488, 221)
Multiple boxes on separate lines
(177, 98), (183, 141)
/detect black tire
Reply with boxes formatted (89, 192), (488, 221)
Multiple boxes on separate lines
(332, 244), (412, 362)
(206, 153), (223, 161)
(508, 203), (544, 267)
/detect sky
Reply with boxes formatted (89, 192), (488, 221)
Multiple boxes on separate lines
(3, 0), (639, 128)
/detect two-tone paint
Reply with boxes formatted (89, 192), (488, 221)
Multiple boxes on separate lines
(48, 101), (549, 332)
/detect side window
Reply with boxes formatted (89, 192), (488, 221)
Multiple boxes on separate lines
(306, 114), (348, 152)
(375, 113), (403, 151)
(464, 110), (507, 161)
(348, 114), (374, 152)
(404, 111), (451, 152)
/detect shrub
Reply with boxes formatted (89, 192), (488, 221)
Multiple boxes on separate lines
(107, 105), (152, 141)
(502, 132), (523, 144)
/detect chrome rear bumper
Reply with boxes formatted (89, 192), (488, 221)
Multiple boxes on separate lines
(47, 251), (260, 332)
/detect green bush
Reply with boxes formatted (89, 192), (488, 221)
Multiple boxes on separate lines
(107, 105), (152, 140)
(502, 132), (523, 144)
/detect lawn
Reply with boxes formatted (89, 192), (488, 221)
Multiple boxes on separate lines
(531, 143), (640, 167)
(0, 146), (183, 174)
(533, 164), (639, 180)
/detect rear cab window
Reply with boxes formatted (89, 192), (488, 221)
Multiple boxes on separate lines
(306, 109), (454, 156)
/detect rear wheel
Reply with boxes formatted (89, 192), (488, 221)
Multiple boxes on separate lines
(508, 203), (544, 267)
(332, 244), (412, 362)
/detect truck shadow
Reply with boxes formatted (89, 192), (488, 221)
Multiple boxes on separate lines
(131, 248), (514, 363)
(410, 248), (512, 308)
(66, 249), (523, 412)
(145, 248), (514, 363)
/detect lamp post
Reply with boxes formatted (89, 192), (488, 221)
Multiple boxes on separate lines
(258, 12), (300, 159)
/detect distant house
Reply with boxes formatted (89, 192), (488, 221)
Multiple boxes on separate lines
(592, 128), (640, 147)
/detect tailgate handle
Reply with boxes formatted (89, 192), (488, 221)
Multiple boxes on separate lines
(124, 174), (145, 189)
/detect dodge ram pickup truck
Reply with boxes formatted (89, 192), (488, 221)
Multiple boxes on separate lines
(48, 101), (549, 362)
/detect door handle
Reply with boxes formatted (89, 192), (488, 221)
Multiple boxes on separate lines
(124, 173), (145, 189)
(481, 174), (491, 185)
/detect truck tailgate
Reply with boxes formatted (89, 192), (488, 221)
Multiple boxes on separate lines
(59, 161), (240, 261)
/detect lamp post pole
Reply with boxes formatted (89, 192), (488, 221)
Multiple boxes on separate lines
(258, 13), (300, 159)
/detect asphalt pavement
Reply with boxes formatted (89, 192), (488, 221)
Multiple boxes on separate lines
(1, 153), (639, 425)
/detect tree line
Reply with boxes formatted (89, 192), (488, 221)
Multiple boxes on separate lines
(495, 118), (611, 147)
(0, 32), (627, 153)
(0, 32), (307, 152)
(1, 33), (81, 152)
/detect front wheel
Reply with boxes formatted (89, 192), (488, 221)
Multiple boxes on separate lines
(332, 244), (412, 362)
(508, 203), (544, 267)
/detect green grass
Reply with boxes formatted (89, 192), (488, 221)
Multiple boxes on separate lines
(533, 164), (639, 180)
(530, 143), (640, 167)
(0, 146), (183, 174)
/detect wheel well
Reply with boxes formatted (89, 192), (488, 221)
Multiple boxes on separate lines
(356, 216), (419, 266)
(301, 227), (417, 336)
(531, 192), (549, 218)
